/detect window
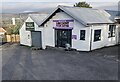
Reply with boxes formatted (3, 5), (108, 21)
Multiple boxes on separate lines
(108, 25), (116, 38)
(80, 30), (86, 40)
(94, 29), (101, 42)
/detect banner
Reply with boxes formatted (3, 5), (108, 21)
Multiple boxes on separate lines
(53, 20), (74, 29)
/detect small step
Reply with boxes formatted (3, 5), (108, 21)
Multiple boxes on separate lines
(46, 46), (77, 51)
(31, 47), (42, 50)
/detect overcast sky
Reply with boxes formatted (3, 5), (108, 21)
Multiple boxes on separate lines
(1, 0), (120, 2)
(1, 0), (120, 13)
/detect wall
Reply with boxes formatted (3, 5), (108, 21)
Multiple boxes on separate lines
(72, 20), (91, 51)
(20, 12), (118, 51)
(106, 24), (117, 46)
(116, 24), (120, 44)
(91, 24), (117, 50)
(44, 11), (90, 51)
(6, 34), (20, 42)
(20, 16), (46, 49)
(20, 17), (35, 46)
(34, 26), (46, 49)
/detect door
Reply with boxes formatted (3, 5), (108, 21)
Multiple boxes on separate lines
(55, 29), (72, 47)
(118, 24), (120, 44)
(119, 29), (120, 44)
(31, 31), (42, 47)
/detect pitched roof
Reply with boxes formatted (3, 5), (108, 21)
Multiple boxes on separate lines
(39, 5), (114, 26)
(106, 10), (120, 20)
(0, 28), (6, 33)
(29, 14), (48, 25)
(106, 10), (120, 17)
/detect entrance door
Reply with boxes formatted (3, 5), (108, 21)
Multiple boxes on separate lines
(119, 30), (120, 44)
(55, 29), (72, 47)
(31, 31), (42, 47)
(118, 24), (120, 44)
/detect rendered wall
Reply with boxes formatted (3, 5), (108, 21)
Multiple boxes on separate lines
(91, 24), (117, 50)
(43, 11), (90, 51)
(20, 17), (36, 46)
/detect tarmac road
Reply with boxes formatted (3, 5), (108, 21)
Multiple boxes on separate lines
(2, 43), (119, 80)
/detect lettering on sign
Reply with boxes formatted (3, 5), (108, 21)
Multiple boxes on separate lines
(53, 20), (74, 29)
(26, 22), (34, 28)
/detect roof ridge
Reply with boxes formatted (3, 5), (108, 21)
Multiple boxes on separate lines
(39, 5), (114, 26)
(0, 28), (6, 33)
(58, 5), (101, 10)
(29, 13), (48, 15)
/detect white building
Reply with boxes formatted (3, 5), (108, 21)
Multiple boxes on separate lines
(0, 28), (6, 35)
(115, 17), (120, 44)
(12, 18), (16, 25)
(19, 14), (48, 48)
(0, 28), (7, 43)
(20, 6), (120, 51)
(106, 10), (120, 44)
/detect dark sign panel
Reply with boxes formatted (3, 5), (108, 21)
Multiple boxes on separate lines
(26, 22), (35, 31)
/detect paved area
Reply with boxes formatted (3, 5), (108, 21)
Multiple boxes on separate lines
(1, 43), (119, 80)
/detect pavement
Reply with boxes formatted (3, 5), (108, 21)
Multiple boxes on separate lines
(1, 43), (119, 80)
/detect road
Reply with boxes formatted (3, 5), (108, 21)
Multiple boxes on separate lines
(1, 43), (119, 80)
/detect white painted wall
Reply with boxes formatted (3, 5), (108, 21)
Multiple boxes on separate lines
(20, 16), (45, 49)
(116, 24), (120, 44)
(43, 11), (90, 51)
(34, 26), (46, 49)
(91, 24), (117, 50)
(20, 17), (35, 46)
(72, 20), (91, 51)
(106, 24), (117, 46)
(19, 26), (31, 46)
(44, 19), (55, 47)
(44, 12), (72, 47)
(20, 11), (118, 51)
(43, 11), (118, 51)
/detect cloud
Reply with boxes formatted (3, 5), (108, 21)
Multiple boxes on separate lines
(89, 2), (118, 7)
(2, 2), (75, 13)
(1, 0), (119, 2)
(2, 0), (84, 2)
(1, 1), (119, 13)
(2, 2), (74, 9)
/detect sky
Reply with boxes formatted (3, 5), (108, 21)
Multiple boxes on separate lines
(1, 0), (120, 13)
(1, 0), (119, 2)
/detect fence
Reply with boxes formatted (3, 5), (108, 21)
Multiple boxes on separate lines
(6, 34), (20, 42)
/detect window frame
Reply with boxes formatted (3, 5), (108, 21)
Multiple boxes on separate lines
(108, 25), (116, 38)
(80, 30), (86, 40)
(94, 29), (101, 42)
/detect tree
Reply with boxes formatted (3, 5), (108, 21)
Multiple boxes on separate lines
(13, 21), (21, 34)
(5, 19), (21, 35)
(74, 2), (92, 8)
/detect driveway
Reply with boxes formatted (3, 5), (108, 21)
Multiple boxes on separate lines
(1, 43), (119, 80)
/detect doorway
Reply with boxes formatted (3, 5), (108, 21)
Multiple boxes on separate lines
(55, 29), (72, 47)
(31, 31), (42, 47)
